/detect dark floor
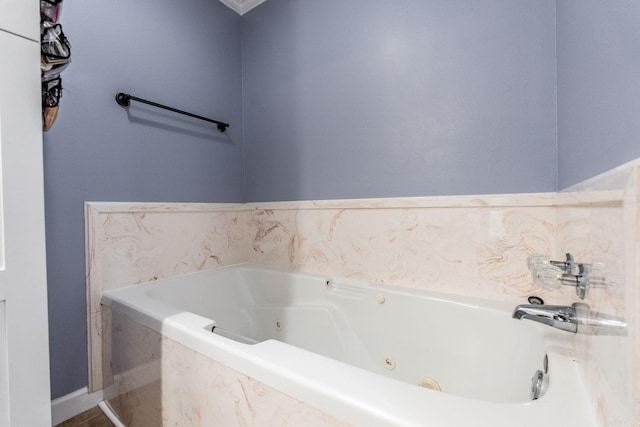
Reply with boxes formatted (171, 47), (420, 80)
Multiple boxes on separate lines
(55, 406), (115, 427)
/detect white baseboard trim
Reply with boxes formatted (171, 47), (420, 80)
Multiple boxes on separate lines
(50, 387), (103, 426)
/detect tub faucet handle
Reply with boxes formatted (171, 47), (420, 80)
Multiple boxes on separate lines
(527, 253), (604, 299)
(527, 253), (574, 275)
(532, 265), (563, 291)
(551, 253), (574, 275)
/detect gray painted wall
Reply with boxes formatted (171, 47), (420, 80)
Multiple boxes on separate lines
(242, 0), (558, 202)
(556, 0), (640, 188)
(43, 0), (243, 398)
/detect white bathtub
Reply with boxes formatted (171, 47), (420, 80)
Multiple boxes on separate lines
(102, 264), (596, 426)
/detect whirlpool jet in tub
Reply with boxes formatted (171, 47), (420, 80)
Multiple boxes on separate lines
(101, 264), (596, 427)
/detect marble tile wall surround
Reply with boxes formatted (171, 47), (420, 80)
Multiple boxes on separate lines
(246, 195), (572, 305)
(103, 307), (352, 427)
(87, 174), (640, 427)
(85, 202), (250, 391)
(625, 169), (640, 424)
(557, 202), (629, 426)
(555, 162), (640, 427)
(102, 307), (163, 425)
(87, 196), (567, 394)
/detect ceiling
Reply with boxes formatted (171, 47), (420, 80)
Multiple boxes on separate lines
(218, 0), (267, 15)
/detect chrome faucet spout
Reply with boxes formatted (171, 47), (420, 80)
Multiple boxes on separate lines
(512, 304), (577, 333)
(512, 303), (627, 336)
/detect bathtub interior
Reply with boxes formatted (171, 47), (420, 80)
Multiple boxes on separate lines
(142, 265), (567, 404)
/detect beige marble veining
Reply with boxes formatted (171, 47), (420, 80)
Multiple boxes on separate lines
(102, 306), (163, 426)
(103, 307), (352, 427)
(87, 196), (564, 392)
(627, 169), (640, 424)
(556, 164), (639, 427)
(247, 206), (562, 303)
(161, 336), (352, 427)
(86, 202), (249, 391)
(557, 205), (625, 315)
(88, 160), (640, 425)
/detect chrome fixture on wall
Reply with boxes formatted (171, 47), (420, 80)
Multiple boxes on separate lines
(512, 302), (626, 335)
(526, 253), (615, 299)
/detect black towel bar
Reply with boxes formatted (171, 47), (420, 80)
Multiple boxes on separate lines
(115, 92), (229, 132)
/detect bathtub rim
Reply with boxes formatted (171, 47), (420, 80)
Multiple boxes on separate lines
(101, 263), (597, 427)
